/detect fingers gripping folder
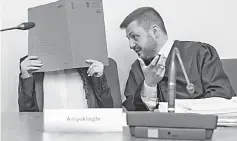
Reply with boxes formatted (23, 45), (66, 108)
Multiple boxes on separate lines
(126, 111), (218, 140)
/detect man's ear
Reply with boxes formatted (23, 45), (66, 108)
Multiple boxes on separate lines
(148, 24), (161, 39)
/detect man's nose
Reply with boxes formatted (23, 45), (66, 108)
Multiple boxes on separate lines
(129, 39), (136, 49)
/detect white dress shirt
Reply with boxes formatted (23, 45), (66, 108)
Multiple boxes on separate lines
(43, 68), (88, 109)
(141, 39), (174, 111)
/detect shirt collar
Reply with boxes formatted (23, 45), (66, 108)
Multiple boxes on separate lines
(158, 39), (174, 58)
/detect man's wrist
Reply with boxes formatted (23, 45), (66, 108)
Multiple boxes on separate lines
(144, 81), (157, 89)
(142, 81), (157, 98)
(144, 80), (157, 88)
(141, 95), (159, 111)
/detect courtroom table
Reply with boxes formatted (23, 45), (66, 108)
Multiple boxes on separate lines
(1, 112), (237, 141)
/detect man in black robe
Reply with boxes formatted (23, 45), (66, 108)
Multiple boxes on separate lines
(120, 7), (236, 111)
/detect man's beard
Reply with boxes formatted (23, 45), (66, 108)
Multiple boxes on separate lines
(142, 36), (158, 66)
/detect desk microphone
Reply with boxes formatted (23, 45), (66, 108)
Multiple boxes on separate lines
(168, 47), (195, 112)
(1, 22), (35, 32)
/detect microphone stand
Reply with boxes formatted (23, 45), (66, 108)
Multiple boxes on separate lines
(1, 27), (19, 32)
(1, 22), (35, 32)
(168, 47), (195, 113)
(168, 47), (177, 113)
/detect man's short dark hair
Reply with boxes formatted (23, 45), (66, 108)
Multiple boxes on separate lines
(120, 7), (167, 34)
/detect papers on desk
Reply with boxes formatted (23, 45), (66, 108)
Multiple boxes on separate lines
(159, 97), (237, 127)
(231, 96), (237, 103)
(175, 97), (237, 114)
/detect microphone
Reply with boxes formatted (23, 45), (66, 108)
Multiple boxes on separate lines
(1, 22), (35, 32)
(168, 47), (195, 113)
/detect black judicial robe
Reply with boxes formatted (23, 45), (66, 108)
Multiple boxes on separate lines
(123, 40), (236, 111)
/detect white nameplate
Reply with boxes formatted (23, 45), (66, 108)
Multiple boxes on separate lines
(44, 108), (124, 132)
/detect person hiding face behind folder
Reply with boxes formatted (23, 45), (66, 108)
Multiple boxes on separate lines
(18, 56), (113, 112)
